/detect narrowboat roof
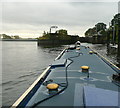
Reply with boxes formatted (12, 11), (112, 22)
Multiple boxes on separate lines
(12, 45), (120, 107)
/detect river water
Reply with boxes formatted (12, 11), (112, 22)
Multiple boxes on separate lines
(2, 41), (120, 107)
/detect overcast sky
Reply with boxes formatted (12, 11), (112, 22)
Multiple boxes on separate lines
(1, 0), (119, 38)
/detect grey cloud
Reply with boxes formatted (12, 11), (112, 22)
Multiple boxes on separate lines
(2, 2), (118, 37)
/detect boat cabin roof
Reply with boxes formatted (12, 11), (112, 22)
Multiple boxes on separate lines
(16, 45), (120, 107)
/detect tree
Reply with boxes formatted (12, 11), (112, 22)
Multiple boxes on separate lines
(95, 23), (106, 32)
(110, 13), (120, 43)
(85, 22), (106, 37)
(13, 35), (20, 39)
(39, 29), (69, 40)
(2, 34), (12, 39)
(57, 29), (68, 36)
(57, 29), (69, 40)
(43, 31), (47, 37)
(85, 27), (96, 37)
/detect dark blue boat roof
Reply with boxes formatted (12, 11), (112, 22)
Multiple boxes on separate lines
(12, 45), (120, 107)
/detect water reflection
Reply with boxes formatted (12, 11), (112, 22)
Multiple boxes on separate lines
(37, 44), (67, 58)
(38, 44), (62, 48)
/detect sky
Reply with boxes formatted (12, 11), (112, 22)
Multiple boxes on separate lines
(0, 0), (120, 38)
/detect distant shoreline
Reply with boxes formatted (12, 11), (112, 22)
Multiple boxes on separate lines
(1, 39), (37, 41)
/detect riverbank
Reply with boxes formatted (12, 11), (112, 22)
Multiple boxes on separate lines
(37, 36), (108, 46)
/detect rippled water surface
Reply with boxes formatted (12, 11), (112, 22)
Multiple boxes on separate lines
(2, 41), (65, 106)
(2, 41), (120, 106)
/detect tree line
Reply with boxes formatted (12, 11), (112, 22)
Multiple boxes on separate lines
(1, 34), (21, 39)
(84, 13), (120, 44)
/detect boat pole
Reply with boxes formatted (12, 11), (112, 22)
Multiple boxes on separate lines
(118, 2), (120, 56)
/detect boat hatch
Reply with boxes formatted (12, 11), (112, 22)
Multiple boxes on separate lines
(84, 86), (120, 107)
(50, 59), (67, 68)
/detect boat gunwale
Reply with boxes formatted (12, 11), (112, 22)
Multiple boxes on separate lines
(55, 49), (66, 60)
(89, 47), (120, 72)
(11, 66), (51, 107)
